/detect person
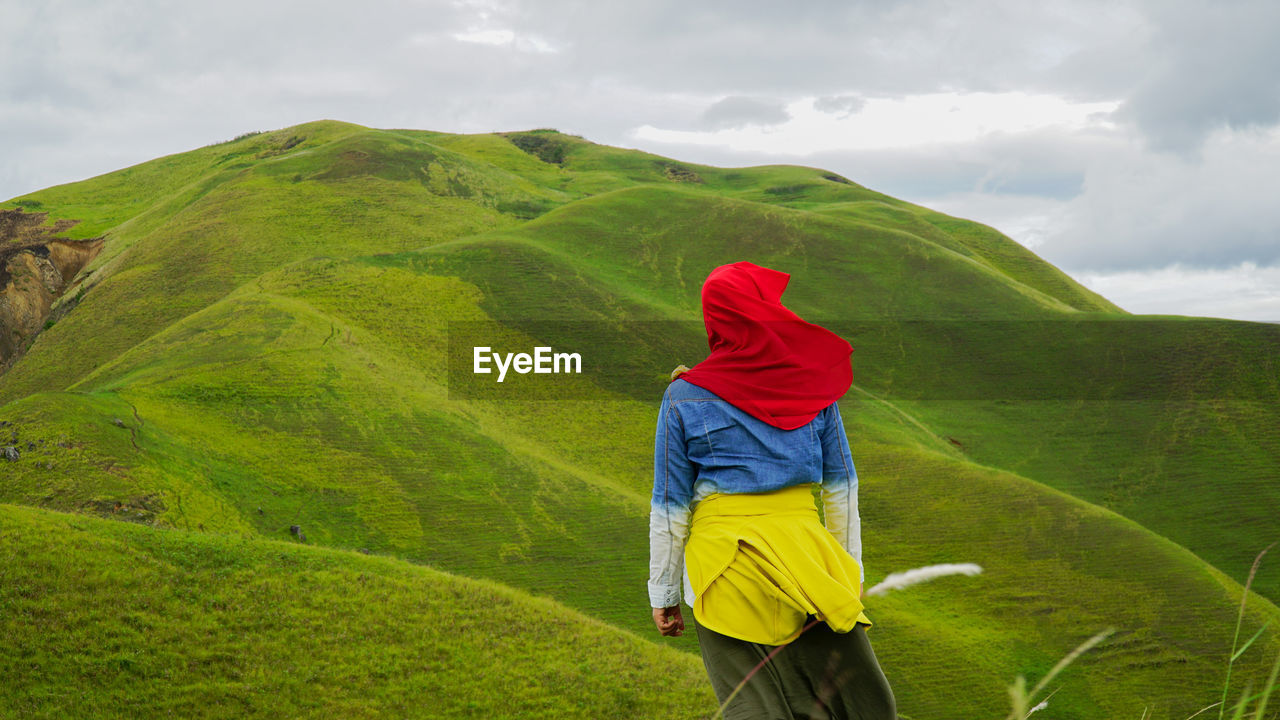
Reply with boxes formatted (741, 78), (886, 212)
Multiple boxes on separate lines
(648, 261), (896, 720)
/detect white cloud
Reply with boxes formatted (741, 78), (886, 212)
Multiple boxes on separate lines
(633, 92), (1120, 154)
(1036, 124), (1280, 271)
(813, 94), (865, 119)
(699, 96), (791, 131)
(452, 28), (559, 53)
(454, 29), (515, 45)
(894, 124), (1280, 322)
(896, 192), (1280, 322)
(1077, 263), (1280, 322)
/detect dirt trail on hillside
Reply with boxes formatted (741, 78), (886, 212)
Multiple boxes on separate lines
(1, 208), (105, 374)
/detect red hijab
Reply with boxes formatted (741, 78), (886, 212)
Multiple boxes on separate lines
(676, 261), (853, 430)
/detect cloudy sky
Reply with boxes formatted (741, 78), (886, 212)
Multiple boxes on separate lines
(4, 0), (1279, 321)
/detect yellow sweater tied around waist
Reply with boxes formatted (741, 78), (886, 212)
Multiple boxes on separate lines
(685, 482), (872, 645)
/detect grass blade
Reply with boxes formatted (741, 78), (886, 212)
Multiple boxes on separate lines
(1183, 701), (1222, 720)
(1231, 621), (1272, 663)
(1027, 627), (1116, 702)
(1251, 650), (1280, 720)
(1228, 682), (1253, 720)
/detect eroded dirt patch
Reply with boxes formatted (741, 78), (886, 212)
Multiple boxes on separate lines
(1, 208), (105, 373)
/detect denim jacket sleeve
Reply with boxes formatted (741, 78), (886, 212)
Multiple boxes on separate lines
(648, 388), (695, 608)
(819, 402), (864, 585)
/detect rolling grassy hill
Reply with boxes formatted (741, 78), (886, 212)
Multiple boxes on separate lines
(0, 501), (714, 719)
(3, 119), (1278, 719)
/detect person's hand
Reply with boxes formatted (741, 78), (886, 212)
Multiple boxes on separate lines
(653, 605), (685, 636)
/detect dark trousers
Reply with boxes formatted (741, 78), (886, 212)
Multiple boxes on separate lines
(696, 618), (896, 720)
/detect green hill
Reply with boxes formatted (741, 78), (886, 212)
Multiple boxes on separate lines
(3, 119), (1278, 719)
(0, 501), (713, 719)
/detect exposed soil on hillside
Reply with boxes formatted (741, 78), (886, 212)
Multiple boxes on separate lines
(1, 208), (105, 374)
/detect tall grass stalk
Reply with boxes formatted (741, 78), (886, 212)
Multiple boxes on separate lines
(1209, 628), (1280, 720)
(1219, 542), (1277, 720)
(1004, 627), (1115, 720)
(865, 563), (984, 596)
(1025, 686), (1060, 716)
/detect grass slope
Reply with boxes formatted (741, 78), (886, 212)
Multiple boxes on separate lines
(0, 502), (713, 719)
(3, 119), (1279, 719)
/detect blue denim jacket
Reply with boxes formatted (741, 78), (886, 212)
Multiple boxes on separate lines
(647, 378), (863, 608)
